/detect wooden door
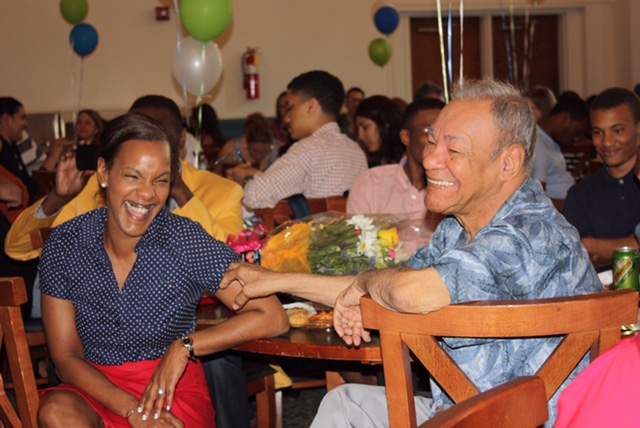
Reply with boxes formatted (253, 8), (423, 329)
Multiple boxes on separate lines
(410, 17), (481, 97)
(492, 14), (559, 93)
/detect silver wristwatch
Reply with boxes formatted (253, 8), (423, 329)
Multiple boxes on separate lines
(180, 335), (197, 361)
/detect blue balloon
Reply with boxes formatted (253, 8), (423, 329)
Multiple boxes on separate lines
(374, 6), (399, 35)
(70, 23), (98, 57)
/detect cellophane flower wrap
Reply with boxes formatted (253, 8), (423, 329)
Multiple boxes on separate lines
(260, 213), (415, 275)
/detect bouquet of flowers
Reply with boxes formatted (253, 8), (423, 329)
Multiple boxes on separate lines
(260, 213), (412, 275)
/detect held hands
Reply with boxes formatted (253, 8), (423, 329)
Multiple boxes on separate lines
(219, 262), (279, 310)
(334, 280), (371, 347)
(137, 340), (190, 425)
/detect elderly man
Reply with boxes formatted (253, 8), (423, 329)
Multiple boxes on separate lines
(222, 79), (601, 426)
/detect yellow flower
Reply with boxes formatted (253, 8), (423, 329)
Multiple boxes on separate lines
(378, 227), (400, 250)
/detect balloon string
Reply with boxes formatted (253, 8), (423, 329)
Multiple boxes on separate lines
(459, 0), (464, 87)
(173, 0), (190, 126)
(526, 1), (538, 90)
(499, 0), (515, 85)
(69, 38), (77, 131)
(75, 57), (84, 128)
(199, 42), (207, 99)
(509, 0), (518, 85)
(447, 1), (453, 88)
(385, 35), (391, 96)
(523, 5), (530, 90)
(436, 0), (449, 103)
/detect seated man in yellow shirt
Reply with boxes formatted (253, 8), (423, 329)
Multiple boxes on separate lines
(5, 95), (243, 261)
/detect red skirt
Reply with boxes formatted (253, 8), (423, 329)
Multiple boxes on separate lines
(39, 359), (216, 427)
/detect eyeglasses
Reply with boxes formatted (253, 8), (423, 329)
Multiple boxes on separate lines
(346, 97), (363, 104)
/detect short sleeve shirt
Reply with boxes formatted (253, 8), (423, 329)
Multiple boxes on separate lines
(407, 178), (602, 425)
(39, 207), (238, 366)
(533, 127), (575, 199)
(563, 167), (640, 239)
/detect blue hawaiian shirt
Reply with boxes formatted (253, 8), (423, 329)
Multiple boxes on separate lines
(39, 207), (238, 366)
(407, 178), (602, 426)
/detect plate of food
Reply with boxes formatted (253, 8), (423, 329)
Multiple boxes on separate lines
(283, 302), (333, 329)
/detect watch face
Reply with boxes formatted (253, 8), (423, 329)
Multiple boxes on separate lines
(182, 336), (193, 347)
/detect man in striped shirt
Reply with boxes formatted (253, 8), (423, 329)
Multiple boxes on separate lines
(231, 71), (368, 209)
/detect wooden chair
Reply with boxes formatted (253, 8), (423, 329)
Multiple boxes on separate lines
(0, 277), (40, 428)
(421, 376), (548, 428)
(361, 289), (639, 428)
(561, 144), (601, 180)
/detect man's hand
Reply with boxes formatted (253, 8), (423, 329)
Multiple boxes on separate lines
(333, 280), (371, 347)
(220, 262), (283, 310)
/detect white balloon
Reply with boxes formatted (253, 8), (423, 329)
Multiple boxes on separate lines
(172, 37), (223, 96)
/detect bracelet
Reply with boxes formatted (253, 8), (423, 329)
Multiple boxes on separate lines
(125, 409), (136, 419)
(243, 175), (254, 185)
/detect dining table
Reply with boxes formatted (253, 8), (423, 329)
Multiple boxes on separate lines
(196, 301), (382, 390)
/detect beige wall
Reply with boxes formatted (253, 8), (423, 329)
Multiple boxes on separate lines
(1, 0), (637, 119)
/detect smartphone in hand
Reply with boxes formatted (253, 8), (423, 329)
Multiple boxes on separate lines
(75, 145), (100, 171)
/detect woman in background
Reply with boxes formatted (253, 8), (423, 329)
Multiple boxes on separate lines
(76, 109), (105, 145)
(37, 112), (288, 427)
(215, 112), (280, 177)
(355, 95), (404, 168)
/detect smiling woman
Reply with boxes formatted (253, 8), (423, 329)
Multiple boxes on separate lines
(37, 112), (289, 428)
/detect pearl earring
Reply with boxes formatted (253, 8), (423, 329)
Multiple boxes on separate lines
(100, 182), (107, 188)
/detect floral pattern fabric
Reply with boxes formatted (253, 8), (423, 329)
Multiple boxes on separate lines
(407, 178), (602, 426)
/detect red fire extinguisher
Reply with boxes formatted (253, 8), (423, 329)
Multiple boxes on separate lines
(242, 47), (260, 100)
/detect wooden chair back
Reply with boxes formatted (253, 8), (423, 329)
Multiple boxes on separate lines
(0, 277), (40, 428)
(561, 144), (601, 180)
(361, 289), (638, 428)
(254, 196), (347, 231)
(420, 376), (548, 428)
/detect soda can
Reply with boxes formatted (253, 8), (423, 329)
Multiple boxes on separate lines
(612, 247), (640, 291)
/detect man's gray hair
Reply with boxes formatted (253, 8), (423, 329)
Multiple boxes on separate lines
(452, 78), (537, 174)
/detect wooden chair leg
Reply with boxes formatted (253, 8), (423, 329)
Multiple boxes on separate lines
(250, 373), (277, 428)
(0, 306), (40, 428)
(0, 373), (21, 427)
(326, 371), (346, 391)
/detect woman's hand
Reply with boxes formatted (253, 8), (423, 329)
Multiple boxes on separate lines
(225, 164), (256, 185)
(127, 408), (184, 428)
(220, 262), (283, 310)
(138, 340), (190, 422)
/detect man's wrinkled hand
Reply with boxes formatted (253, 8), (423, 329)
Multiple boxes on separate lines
(333, 283), (370, 347)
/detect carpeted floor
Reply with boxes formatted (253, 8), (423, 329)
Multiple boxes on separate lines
(282, 387), (325, 428)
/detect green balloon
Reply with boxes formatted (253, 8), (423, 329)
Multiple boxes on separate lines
(180, 0), (233, 43)
(60, 0), (88, 25)
(368, 38), (392, 67)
